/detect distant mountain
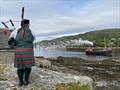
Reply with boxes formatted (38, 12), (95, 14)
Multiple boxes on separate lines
(36, 28), (120, 47)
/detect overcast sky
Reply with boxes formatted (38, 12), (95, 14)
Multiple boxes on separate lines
(0, 0), (120, 41)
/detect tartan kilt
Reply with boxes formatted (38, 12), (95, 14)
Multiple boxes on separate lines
(14, 47), (35, 69)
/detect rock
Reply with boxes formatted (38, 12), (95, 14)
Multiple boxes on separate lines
(86, 67), (94, 70)
(0, 64), (93, 90)
(36, 57), (51, 69)
(0, 52), (93, 90)
(96, 80), (107, 87)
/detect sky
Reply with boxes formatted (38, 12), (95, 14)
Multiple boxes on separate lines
(0, 0), (120, 41)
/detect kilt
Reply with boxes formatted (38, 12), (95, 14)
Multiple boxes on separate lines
(14, 47), (35, 69)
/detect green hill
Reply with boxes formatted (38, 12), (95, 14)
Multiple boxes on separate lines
(37, 28), (120, 47)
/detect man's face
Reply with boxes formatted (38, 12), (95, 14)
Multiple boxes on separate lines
(24, 23), (29, 28)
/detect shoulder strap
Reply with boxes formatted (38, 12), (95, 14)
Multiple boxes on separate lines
(17, 28), (22, 34)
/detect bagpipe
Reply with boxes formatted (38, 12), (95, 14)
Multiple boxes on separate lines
(1, 7), (24, 34)
(1, 7), (25, 48)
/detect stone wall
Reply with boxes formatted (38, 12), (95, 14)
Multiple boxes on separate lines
(0, 50), (15, 64)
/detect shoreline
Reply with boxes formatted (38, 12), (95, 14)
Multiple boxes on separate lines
(44, 56), (120, 90)
(66, 47), (120, 52)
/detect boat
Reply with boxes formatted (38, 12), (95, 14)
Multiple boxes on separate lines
(85, 49), (112, 56)
(85, 37), (112, 56)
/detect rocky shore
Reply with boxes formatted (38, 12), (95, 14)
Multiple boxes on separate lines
(0, 64), (93, 90)
(47, 56), (120, 90)
(0, 49), (120, 90)
(0, 50), (93, 90)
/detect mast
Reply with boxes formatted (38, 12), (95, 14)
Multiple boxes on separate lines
(104, 37), (107, 49)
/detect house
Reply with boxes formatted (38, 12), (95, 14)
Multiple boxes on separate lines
(0, 28), (11, 49)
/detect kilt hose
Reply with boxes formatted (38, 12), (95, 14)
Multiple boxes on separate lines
(14, 47), (35, 69)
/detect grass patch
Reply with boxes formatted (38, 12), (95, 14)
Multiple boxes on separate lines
(56, 82), (91, 90)
(0, 64), (6, 74)
(0, 64), (7, 81)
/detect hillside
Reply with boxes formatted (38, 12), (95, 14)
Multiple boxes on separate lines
(37, 28), (120, 47)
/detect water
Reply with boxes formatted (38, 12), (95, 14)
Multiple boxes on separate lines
(34, 46), (111, 61)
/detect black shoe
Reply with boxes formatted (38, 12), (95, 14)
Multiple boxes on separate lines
(24, 68), (31, 86)
(18, 81), (24, 86)
(24, 81), (29, 86)
(17, 69), (24, 87)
